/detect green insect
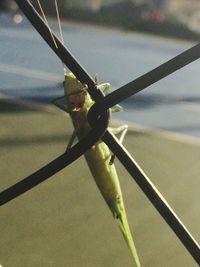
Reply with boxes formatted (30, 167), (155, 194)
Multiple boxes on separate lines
(53, 72), (141, 267)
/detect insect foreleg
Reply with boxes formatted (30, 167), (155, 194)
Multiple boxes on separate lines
(97, 82), (111, 95)
(108, 124), (128, 164)
(52, 95), (70, 113)
(52, 95), (78, 151)
(65, 130), (77, 151)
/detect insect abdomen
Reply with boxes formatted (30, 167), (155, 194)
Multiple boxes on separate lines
(84, 140), (124, 216)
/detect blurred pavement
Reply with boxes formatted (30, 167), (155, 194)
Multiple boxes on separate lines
(1, 14), (200, 138)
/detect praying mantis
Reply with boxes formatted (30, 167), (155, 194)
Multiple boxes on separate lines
(2, 0), (200, 265)
(52, 72), (141, 266)
(30, 1), (141, 265)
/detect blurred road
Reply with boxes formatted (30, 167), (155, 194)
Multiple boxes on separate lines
(1, 14), (200, 137)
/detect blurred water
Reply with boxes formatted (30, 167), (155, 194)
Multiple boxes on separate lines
(1, 15), (200, 137)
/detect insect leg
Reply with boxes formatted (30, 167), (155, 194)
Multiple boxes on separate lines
(52, 95), (69, 113)
(108, 125), (128, 164)
(97, 82), (111, 95)
(52, 96), (78, 151)
(65, 130), (77, 151)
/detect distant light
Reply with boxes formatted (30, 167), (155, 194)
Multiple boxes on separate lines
(13, 14), (23, 24)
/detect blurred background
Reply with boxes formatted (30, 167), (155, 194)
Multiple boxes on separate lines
(0, 1), (200, 267)
(3, 0), (200, 39)
(1, 0), (200, 136)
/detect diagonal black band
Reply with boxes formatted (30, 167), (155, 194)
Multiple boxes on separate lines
(14, 0), (97, 96)
(87, 44), (200, 262)
(102, 131), (200, 264)
(88, 42), (200, 120)
(0, 110), (109, 205)
(10, 0), (200, 264)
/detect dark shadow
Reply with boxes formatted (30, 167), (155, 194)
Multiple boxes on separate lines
(123, 93), (173, 110)
(162, 124), (200, 133)
(123, 94), (200, 110)
(0, 134), (71, 147)
(0, 83), (63, 113)
(181, 96), (200, 104)
(2, 83), (200, 115)
(0, 99), (39, 113)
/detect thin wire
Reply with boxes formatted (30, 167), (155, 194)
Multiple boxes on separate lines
(10, 1), (200, 263)
(15, 0), (97, 96)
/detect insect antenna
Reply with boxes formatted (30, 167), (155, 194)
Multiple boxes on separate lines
(95, 73), (98, 85)
(35, 0), (58, 48)
(36, 0), (66, 73)
(54, 0), (67, 73)
(54, 0), (65, 46)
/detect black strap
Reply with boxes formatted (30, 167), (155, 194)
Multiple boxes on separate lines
(14, 0), (99, 99)
(7, 0), (200, 264)
(88, 42), (200, 120)
(102, 131), (200, 264)
(0, 110), (110, 205)
(87, 45), (200, 262)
